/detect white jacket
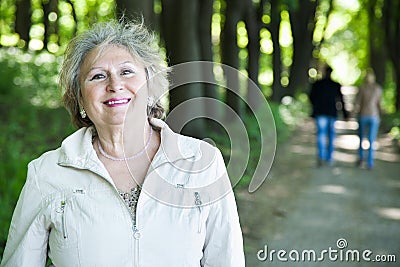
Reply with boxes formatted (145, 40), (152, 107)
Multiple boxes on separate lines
(1, 119), (245, 267)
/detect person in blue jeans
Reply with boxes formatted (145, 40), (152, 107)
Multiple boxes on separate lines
(309, 65), (348, 166)
(355, 69), (382, 169)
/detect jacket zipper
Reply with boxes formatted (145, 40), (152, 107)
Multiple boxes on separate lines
(118, 189), (140, 267)
(60, 200), (67, 239)
(194, 192), (203, 233)
(133, 224), (140, 267)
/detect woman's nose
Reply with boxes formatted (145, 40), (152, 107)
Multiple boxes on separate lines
(107, 75), (123, 92)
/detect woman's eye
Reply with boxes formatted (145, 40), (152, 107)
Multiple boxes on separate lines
(89, 73), (105, 81)
(121, 69), (135, 76)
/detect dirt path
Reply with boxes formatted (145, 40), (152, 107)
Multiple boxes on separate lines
(236, 119), (400, 266)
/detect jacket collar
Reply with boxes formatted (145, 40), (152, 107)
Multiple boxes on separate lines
(57, 127), (107, 177)
(57, 119), (196, 172)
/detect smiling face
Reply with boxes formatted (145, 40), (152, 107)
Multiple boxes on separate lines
(79, 45), (149, 129)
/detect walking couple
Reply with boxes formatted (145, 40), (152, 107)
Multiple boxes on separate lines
(309, 66), (382, 170)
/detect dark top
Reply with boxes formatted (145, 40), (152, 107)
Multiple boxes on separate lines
(309, 77), (348, 118)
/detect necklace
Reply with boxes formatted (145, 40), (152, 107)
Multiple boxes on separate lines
(98, 127), (153, 161)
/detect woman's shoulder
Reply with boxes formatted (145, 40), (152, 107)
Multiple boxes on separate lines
(178, 133), (217, 153)
(174, 132), (225, 172)
(29, 127), (93, 171)
(29, 146), (62, 171)
(153, 118), (221, 160)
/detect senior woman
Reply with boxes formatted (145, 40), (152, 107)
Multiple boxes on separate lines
(1, 20), (245, 266)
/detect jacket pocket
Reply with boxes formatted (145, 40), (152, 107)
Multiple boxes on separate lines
(54, 199), (69, 241)
(193, 192), (210, 234)
(50, 196), (79, 250)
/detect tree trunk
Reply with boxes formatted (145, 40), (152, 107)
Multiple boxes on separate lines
(198, 0), (220, 130)
(15, 0), (31, 48)
(368, 0), (386, 86)
(269, 0), (284, 102)
(244, 0), (262, 110)
(383, 0), (400, 111)
(42, 0), (59, 51)
(115, 0), (155, 28)
(161, 0), (205, 137)
(395, 70), (400, 112)
(288, 0), (318, 94)
(221, 0), (245, 118)
(43, 1), (50, 49)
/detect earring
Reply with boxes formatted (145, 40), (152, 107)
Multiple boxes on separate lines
(80, 108), (87, 118)
(147, 96), (155, 107)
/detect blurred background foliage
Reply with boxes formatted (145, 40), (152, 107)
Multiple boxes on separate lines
(0, 48), (75, 255)
(0, 0), (399, 259)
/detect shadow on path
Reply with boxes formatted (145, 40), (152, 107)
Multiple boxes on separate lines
(236, 118), (400, 266)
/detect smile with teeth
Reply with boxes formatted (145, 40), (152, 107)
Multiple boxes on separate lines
(103, 98), (131, 106)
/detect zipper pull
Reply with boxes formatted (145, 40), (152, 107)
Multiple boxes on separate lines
(60, 200), (67, 239)
(194, 192), (202, 233)
(133, 226), (141, 240)
(194, 192), (202, 207)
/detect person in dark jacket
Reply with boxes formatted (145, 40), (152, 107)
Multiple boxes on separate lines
(309, 65), (348, 166)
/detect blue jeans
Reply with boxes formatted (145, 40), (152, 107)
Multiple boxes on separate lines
(315, 116), (336, 162)
(358, 116), (380, 168)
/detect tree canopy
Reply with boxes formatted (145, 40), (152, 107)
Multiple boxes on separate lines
(1, 0), (399, 115)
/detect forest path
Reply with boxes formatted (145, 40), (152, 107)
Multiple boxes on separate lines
(236, 118), (400, 266)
